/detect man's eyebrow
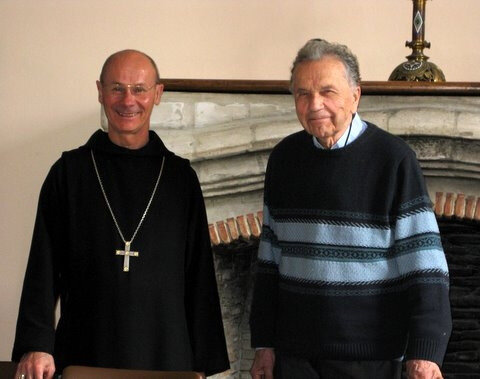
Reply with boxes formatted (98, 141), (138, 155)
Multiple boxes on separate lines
(110, 81), (148, 85)
(295, 85), (337, 92)
(320, 85), (337, 91)
(295, 87), (310, 93)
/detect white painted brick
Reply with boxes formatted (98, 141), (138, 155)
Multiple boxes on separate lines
(457, 112), (480, 139)
(359, 111), (389, 131)
(194, 125), (253, 158)
(195, 155), (265, 185)
(253, 119), (301, 149)
(153, 129), (195, 158)
(151, 102), (194, 129)
(250, 102), (295, 118)
(389, 109), (455, 135)
(195, 102), (249, 127)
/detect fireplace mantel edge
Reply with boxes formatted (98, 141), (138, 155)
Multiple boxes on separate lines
(162, 79), (480, 96)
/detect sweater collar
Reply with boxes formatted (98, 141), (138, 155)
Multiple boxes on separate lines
(312, 113), (367, 150)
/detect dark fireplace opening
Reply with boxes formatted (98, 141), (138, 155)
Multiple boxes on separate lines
(212, 219), (480, 378)
(439, 220), (480, 378)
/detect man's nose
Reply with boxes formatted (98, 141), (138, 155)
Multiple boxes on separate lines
(309, 93), (324, 111)
(121, 88), (137, 104)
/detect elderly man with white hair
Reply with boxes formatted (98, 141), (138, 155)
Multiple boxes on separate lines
(249, 39), (451, 379)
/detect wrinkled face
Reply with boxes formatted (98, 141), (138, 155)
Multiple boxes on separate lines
(292, 57), (360, 143)
(96, 52), (163, 140)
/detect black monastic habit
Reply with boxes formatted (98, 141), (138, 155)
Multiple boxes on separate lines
(12, 130), (230, 376)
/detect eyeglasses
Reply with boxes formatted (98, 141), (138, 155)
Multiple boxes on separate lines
(103, 83), (157, 98)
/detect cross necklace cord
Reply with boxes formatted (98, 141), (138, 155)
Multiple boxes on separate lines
(91, 149), (165, 272)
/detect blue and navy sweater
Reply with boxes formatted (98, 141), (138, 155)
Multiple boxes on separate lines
(249, 123), (452, 366)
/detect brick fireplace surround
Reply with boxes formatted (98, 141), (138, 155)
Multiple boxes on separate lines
(104, 81), (480, 378)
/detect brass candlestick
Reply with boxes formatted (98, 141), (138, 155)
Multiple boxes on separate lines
(389, 0), (445, 81)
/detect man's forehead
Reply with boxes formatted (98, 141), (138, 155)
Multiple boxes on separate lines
(103, 51), (156, 81)
(294, 58), (350, 87)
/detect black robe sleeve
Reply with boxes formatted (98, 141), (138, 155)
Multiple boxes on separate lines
(12, 159), (65, 361)
(183, 168), (230, 376)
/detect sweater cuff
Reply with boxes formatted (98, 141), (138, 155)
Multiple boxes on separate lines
(406, 338), (447, 367)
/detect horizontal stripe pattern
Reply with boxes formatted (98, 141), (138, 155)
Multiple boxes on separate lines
(270, 209), (439, 248)
(273, 221), (393, 248)
(279, 270), (449, 296)
(279, 249), (447, 283)
(258, 239), (281, 265)
(398, 195), (432, 213)
(258, 203), (448, 287)
(395, 210), (439, 240)
(262, 204), (272, 227)
(271, 207), (392, 228)
(280, 232), (443, 261)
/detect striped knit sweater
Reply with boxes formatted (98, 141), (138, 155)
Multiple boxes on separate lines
(249, 123), (452, 366)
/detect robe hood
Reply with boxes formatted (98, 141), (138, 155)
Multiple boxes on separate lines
(82, 129), (174, 158)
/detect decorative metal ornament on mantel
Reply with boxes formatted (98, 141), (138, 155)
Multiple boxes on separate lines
(389, 0), (445, 82)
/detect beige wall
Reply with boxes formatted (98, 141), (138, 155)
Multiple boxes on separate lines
(1, 0), (479, 361)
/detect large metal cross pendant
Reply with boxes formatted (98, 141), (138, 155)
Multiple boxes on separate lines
(115, 241), (139, 272)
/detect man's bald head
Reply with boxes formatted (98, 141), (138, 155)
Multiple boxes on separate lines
(99, 49), (161, 85)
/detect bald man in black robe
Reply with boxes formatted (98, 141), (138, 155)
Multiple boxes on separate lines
(12, 50), (229, 379)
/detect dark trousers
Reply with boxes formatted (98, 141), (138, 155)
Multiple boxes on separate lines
(274, 352), (402, 379)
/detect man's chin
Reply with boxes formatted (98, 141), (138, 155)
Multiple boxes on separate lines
(308, 125), (334, 138)
(109, 116), (144, 129)
(107, 123), (148, 135)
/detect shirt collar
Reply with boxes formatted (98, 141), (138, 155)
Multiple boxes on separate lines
(313, 113), (367, 150)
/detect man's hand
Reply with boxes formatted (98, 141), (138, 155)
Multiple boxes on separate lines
(250, 348), (275, 379)
(406, 359), (443, 379)
(15, 352), (55, 379)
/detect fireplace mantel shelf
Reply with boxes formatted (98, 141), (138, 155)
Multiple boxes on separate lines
(162, 79), (480, 96)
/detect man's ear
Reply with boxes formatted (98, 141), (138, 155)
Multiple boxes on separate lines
(352, 85), (361, 113)
(154, 83), (164, 105)
(96, 80), (104, 104)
